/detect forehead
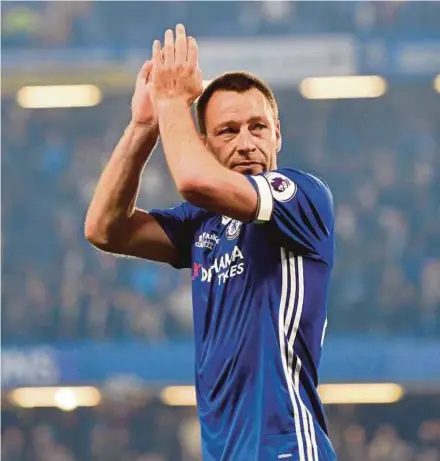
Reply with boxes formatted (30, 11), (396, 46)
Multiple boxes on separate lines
(205, 89), (275, 129)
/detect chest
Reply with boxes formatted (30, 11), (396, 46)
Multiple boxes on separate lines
(191, 218), (247, 285)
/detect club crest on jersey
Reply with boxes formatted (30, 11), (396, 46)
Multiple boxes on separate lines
(226, 220), (242, 240)
(265, 172), (297, 202)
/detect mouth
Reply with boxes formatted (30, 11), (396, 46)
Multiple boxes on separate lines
(233, 162), (264, 169)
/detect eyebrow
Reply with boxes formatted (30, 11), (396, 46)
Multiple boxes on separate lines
(215, 116), (268, 129)
(216, 120), (237, 129)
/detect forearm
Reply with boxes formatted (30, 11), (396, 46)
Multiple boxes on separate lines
(157, 100), (224, 190)
(85, 122), (159, 242)
(157, 100), (257, 220)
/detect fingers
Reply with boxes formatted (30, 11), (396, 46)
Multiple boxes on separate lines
(138, 60), (153, 82)
(153, 25), (197, 69)
(187, 36), (199, 68)
(163, 28), (175, 65)
(175, 23), (188, 66)
(152, 40), (163, 67)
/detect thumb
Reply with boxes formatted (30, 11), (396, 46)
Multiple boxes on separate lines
(138, 60), (153, 82)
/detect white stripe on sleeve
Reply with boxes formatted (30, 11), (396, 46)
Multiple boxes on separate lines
(252, 175), (274, 223)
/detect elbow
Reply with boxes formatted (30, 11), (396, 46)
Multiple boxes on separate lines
(176, 174), (198, 196)
(177, 175), (211, 205)
(84, 219), (112, 251)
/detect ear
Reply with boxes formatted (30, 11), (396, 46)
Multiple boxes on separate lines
(275, 120), (282, 153)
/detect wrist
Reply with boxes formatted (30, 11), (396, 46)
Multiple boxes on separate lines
(156, 97), (191, 116)
(126, 122), (160, 159)
(128, 120), (160, 139)
(129, 119), (159, 131)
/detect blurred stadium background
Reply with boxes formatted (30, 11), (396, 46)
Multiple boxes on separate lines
(2, 2), (440, 461)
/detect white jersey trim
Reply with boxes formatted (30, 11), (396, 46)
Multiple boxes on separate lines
(279, 250), (319, 461)
(252, 175), (274, 223)
(279, 249), (306, 460)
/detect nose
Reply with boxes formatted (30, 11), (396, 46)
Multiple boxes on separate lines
(236, 129), (256, 154)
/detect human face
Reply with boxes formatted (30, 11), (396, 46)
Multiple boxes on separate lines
(203, 89), (281, 175)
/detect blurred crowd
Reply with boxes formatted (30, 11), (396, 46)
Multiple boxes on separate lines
(2, 3), (440, 461)
(2, 95), (191, 344)
(2, 81), (440, 344)
(2, 395), (440, 461)
(2, 1), (440, 49)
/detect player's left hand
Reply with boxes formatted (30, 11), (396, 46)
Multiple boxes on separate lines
(150, 24), (203, 108)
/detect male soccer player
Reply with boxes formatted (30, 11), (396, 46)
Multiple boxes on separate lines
(85, 24), (336, 461)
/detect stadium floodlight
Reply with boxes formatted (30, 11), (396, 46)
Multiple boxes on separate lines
(158, 383), (405, 406)
(299, 76), (387, 100)
(54, 388), (79, 411)
(16, 84), (102, 109)
(434, 74), (440, 93)
(318, 383), (404, 405)
(9, 386), (101, 410)
(160, 386), (197, 406)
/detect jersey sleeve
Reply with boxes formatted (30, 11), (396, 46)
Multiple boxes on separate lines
(247, 168), (334, 265)
(149, 202), (200, 269)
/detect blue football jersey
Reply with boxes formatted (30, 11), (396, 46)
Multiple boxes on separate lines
(150, 168), (337, 461)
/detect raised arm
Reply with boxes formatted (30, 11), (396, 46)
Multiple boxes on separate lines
(84, 61), (179, 265)
(150, 25), (259, 223)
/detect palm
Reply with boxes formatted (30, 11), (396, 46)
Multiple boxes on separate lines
(150, 25), (204, 107)
(131, 61), (158, 126)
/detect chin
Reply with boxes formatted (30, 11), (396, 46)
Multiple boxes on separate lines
(233, 164), (265, 175)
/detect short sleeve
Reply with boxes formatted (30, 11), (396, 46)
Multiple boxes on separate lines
(149, 202), (201, 269)
(247, 168), (334, 266)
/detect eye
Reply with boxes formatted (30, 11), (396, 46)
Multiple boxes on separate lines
(218, 127), (237, 135)
(252, 123), (266, 131)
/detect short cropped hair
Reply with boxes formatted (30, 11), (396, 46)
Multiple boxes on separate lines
(196, 71), (279, 136)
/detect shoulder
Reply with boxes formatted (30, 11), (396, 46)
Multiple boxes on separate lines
(150, 201), (211, 228)
(264, 168), (333, 205)
(181, 202), (219, 231)
(267, 168), (331, 192)
(169, 201), (208, 220)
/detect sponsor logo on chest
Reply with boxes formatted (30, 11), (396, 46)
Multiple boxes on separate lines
(195, 231), (220, 250)
(192, 245), (245, 285)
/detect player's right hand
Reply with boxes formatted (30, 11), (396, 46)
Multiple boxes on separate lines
(131, 60), (158, 127)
